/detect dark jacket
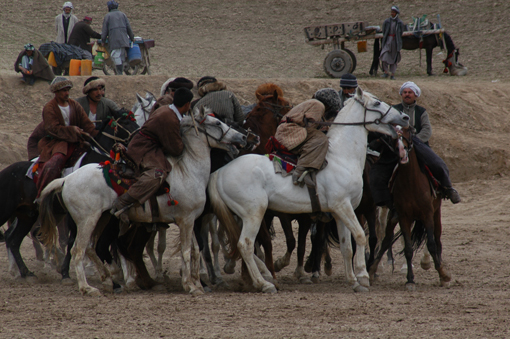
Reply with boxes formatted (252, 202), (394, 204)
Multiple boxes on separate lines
(101, 9), (134, 50)
(68, 21), (102, 53)
(126, 105), (183, 172)
(27, 122), (45, 160)
(76, 96), (120, 124)
(393, 103), (431, 145)
(38, 98), (98, 162)
(382, 17), (404, 51)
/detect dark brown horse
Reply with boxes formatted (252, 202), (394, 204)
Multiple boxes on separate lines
(370, 30), (458, 76)
(367, 129), (451, 290)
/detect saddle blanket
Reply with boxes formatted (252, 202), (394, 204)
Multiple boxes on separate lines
(266, 153), (297, 178)
(25, 153), (87, 180)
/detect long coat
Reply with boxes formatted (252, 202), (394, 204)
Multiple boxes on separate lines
(101, 9), (134, 50)
(55, 14), (79, 44)
(68, 21), (102, 52)
(381, 17), (404, 52)
(126, 106), (183, 172)
(38, 98), (98, 163)
(14, 49), (55, 81)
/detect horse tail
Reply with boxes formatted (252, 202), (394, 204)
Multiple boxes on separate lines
(324, 219), (340, 247)
(208, 172), (241, 260)
(38, 178), (66, 248)
(410, 220), (427, 251)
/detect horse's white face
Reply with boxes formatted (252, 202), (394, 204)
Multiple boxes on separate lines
(193, 106), (247, 155)
(354, 87), (409, 138)
(133, 92), (156, 126)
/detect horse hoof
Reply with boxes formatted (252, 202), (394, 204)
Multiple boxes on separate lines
(191, 288), (205, 296)
(262, 283), (277, 294)
(299, 276), (313, 284)
(358, 276), (370, 288)
(61, 278), (74, 286)
(203, 285), (212, 293)
(352, 282), (369, 293)
(83, 287), (102, 297)
(311, 275), (320, 284)
(274, 258), (288, 272)
(324, 262), (333, 276)
(155, 275), (165, 283)
(405, 283), (416, 291)
(152, 284), (166, 292)
(421, 262), (432, 271)
(440, 280), (451, 288)
(102, 279), (114, 294)
(113, 286), (124, 294)
(223, 262), (235, 275)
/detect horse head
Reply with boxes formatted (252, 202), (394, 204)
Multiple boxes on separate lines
(250, 90), (292, 121)
(132, 92), (156, 126)
(350, 87), (409, 138)
(188, 106), (248, 156)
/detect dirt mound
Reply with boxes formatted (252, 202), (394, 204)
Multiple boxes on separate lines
(1, 75), (509, 182)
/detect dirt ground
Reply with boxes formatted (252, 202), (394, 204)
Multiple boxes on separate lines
(1, 0), (510, 338)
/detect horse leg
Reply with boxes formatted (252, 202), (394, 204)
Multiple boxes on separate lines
(156, 226), (167, 281)
(29, 222), (45, 262)
(256, 219), (276, 278)
(273, 213), (295, 273)
(426, 48), (433, 75)
(369, 208), (398, 282)
(370, 38), (381, 76)
(430, 206), (451, 287)
(145, 229), (158, 275)
(399, 218), (416, 291)
(333, 203), (370, 291)
(179, 219), (204, 296)
(209, 216), (225, 284)
(420, 242), (432, 270)
(200, 214), (224, 286)
(5, 214), (38, 279)
(61, 214), (77, 282)
(294, 216), (312, 284)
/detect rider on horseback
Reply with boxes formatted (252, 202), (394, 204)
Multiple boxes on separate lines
(369, 81), (461, 205)
(110, 88), (194, 222)
(76, 76), (120, 126)
(36, 77), (98, 198)
(274, 99), (328, 185)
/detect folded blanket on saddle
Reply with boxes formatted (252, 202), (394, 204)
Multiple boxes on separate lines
(39, 42), (89, 67)
(26, 148), (87, 182)
(265, 136), (298, 177)
(99, 161), (176, 205)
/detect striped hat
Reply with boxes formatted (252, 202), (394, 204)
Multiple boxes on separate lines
(340, 73), (358, 88)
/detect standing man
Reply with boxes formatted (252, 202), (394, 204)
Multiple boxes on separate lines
(101, 0), (135, 76)
(338, 73), (358, 109)
(36, 77), (98, 197)
(380, 6), (404, 80)
(110, 88), (194, 222)
(369, 81), (461, 205)
(55, 2), (79, 44)
(76, 76), (120, 124)
(68, 16), (102, 55)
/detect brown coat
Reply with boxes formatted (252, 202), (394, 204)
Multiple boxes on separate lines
(68, 20), (101, 53)
(14, 49), (55, 82)
(38, 98), (98, 162)
(126, 105), (183, 172)
(27, 122), (45, 160)
(275, 99), (325, 150)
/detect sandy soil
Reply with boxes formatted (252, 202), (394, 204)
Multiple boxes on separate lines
(1, 0), (510, 338)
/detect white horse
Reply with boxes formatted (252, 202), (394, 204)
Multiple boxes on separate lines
(208, 88), (409, 293)
(131, 92), (156, 127)
(38, 107), (247, 296)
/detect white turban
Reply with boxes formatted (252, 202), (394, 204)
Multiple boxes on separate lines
(399, 81), (421, 97)
(63, 1), (73, 9)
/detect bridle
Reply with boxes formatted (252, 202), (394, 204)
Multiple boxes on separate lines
(138, 97), (154, 124)
(260, 100), (292, 120)
(190, 114), (233, 147)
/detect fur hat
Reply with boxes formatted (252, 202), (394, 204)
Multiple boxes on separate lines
(173, 88), (194, 108)
(160, 77), (194, 97)
(83, 76), (106, 94)
(197, 76), (217, 90)
(399, 81), (421, 97)
(340, 73), (358, 88)
(313, 88), (341, 112)
(50, 77), (73, 93)
(391, 6), (400, 14)
(63, 1), (73, 9)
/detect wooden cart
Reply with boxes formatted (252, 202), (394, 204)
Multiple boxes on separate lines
(304, 21), (444, 78)
(94, 38), (154, 76)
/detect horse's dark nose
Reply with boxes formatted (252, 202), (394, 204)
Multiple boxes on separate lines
(403, 115), (409, 121)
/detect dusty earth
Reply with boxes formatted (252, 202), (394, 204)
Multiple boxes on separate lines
(1, 0), (510, 338)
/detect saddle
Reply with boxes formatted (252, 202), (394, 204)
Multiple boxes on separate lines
(265, 137), (326, 218)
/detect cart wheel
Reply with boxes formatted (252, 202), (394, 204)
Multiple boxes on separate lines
(344, 48), (357, 73)
(323, 49), (353, 78)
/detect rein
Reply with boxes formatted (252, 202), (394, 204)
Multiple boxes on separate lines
(261, 100), (292, 120)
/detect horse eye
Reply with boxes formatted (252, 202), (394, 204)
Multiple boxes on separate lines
(216, 121), (221, 126)
(374, 101), (381, 106)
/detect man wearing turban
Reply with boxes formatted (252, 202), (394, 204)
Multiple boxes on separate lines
(380, 6), (404, 80)
(55, 2), (79, 44)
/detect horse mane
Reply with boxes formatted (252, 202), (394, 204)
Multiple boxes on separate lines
(442, 32), (456, 54)
(255, 83), (284, 102)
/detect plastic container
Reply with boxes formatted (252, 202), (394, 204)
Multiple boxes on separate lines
(47, 52), (57, 67)
(93, 51), (104, 68)
(81, 60), (92, 76)
(69, 59), (81, 76)
(127, 44), (142, 66)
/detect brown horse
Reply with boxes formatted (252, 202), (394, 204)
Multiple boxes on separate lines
(367, 129), (451, 290)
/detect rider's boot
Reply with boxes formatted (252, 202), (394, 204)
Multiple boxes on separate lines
(111, 193), (137, 224)
(444, 187), (461, 204)
(115, 64), (124, 75)
(292, 166), (307, 186)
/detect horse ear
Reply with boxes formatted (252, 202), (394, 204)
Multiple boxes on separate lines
(199, 105), (205, 118)
(355, 86), (363, 99)
(273, 89), (279, 100)
(256, 92), (264, 102)
(136, 92), (143, 103)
